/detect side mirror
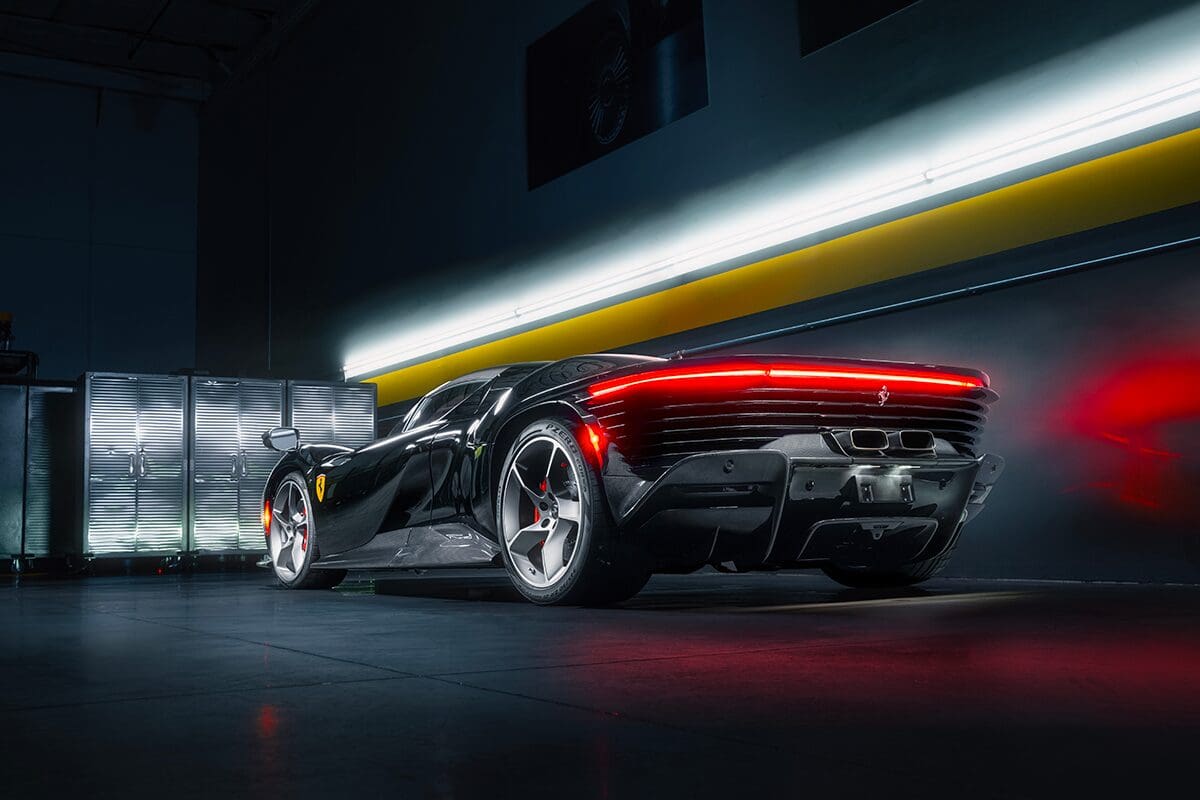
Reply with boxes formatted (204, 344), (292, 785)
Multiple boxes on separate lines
(262, 426), (300, 452)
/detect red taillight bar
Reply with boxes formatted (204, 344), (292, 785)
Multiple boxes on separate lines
(587, 364), (984, 399)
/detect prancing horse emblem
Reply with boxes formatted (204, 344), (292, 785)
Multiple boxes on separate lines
(315, 474), (327, 503)
(877, 385), (890, 406)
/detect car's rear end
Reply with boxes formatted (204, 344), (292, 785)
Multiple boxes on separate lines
(578, 355), (1002, 579)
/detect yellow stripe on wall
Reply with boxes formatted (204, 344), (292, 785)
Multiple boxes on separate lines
(368, 127), (1200, 406)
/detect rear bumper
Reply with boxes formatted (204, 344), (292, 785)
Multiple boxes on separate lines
(612, 439), (1004, 572)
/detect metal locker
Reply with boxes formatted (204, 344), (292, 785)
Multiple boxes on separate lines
(190, 377), (283, 552)
(0, 384), (26, 556)
(83, 373), (188, 555)
(236, 380), (285, 549)
(25, 385), (77, 557)
(286, 380), (377, 449)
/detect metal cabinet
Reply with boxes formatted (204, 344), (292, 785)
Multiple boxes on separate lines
(72, 374), (373, 558)
(190, 377), (284, 552)
(25, 385), (78, 556)
(0, 383), (78, 559)
(83, 373), (188, 555)
(287, 380), (377, 449)
(0, 384), (25, 556)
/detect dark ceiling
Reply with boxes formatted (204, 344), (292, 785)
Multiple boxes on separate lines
(0, 0), (311, 91)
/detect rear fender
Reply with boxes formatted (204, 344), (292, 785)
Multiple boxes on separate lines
(473, 399), (595, 536)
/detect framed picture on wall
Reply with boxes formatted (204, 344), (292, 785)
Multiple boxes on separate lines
(526, 0), (709, 188)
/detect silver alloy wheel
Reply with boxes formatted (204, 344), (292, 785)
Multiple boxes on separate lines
(269, 478), (311, 581)
(500, 435), (585, 589)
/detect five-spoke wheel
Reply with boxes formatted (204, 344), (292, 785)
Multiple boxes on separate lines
(268, 472), (345, 590)
(269, 476), (311, 582)
(497, 420), (650, 605)
(501, 435), (585, 589)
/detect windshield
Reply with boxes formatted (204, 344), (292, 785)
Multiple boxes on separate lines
(395, 381), (485, 434)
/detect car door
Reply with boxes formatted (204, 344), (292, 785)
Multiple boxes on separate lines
(426, 382), (491, 523)
(311, 418), (445, 556)
(311, 383), (483, 556)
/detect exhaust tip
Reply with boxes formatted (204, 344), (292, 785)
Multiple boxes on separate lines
(849, 428), (889, 450)
(899, 429), (935, 450)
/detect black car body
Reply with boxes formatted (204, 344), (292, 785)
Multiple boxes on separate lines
(261, 354), (1003, 602)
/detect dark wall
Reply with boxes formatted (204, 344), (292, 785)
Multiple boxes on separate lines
(194, 0), (1200, 583)
(197, 69), (269, 376)
(1, 69), (197, 380)
(633, 205), (1200, 582)
(196, 0), (1197, 379)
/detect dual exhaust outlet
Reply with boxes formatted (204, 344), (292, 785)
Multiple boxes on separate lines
(845, 428), (935, 452)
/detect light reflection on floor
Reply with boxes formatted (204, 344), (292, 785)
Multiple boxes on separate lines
(3, 571), (1198, 797)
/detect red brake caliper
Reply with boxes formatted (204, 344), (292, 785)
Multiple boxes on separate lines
(534, 480), (547, 524)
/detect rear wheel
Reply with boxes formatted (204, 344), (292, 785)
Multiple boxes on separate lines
(497, 419), (649, 605)
(269, 473), (346, 590)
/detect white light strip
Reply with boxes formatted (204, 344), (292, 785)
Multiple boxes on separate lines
(344, 74), (1200, 379)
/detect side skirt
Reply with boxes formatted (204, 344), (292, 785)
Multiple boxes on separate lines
(314, 522), (500, 570)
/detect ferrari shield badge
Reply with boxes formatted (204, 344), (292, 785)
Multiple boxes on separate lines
(315, 474), (327, 503)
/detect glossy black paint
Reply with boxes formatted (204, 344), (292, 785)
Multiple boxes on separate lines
(264, 355), (654, 569)
(262, 353), (998, 573)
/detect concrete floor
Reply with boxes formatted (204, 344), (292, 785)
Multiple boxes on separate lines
(2, 571), (1198, 799)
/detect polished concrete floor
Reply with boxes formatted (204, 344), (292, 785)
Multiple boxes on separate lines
(2, 570), (1198, 799)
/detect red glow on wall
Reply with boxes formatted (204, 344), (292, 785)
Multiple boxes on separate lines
(1057, 352), (1200, 519)
(1071, 357), (1200, 433)
(587, 363), (985, 399)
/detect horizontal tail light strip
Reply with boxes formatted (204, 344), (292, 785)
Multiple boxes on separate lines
(587, 393), (992, 415)
(617, 417), (984, 435)
(586, 365), (985, 399)
(595, 401), (989, 419)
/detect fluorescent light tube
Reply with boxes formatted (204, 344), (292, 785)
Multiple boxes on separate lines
(344, 73), (1200, 380)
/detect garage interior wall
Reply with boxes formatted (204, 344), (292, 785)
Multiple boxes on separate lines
(196, 0), (1200, 582)
(196, 0), (1197, 379)
(639, 203), (1200, 583)
(2, 61), (198, 380)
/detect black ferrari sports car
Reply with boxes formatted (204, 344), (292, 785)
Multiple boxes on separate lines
(260, 354), (1003, 604)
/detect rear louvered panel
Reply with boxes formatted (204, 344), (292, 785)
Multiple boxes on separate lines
(191, 380), (240, 551)
(85, 375), (139, 553)
(238, 380), (283, 549)
(288, 382), (376, 448)
(587, 386), (993, 478)
(134, 376), (187, 553)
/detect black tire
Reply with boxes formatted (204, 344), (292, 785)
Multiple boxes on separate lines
(821, 523), (964, 589)
(289, 568), (346, 590)
(270, 471), (347, 590)
(496, 419), (650, 606)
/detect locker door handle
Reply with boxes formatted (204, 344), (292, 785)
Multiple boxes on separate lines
(240, 450), (249, 478)
(137, 450), (148, 477)
(230, 453), (241, 479)
(128, 452), (137, 478)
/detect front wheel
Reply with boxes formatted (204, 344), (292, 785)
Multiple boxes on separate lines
(496, 419), (649, 605)
(268, 472), (346, 590)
